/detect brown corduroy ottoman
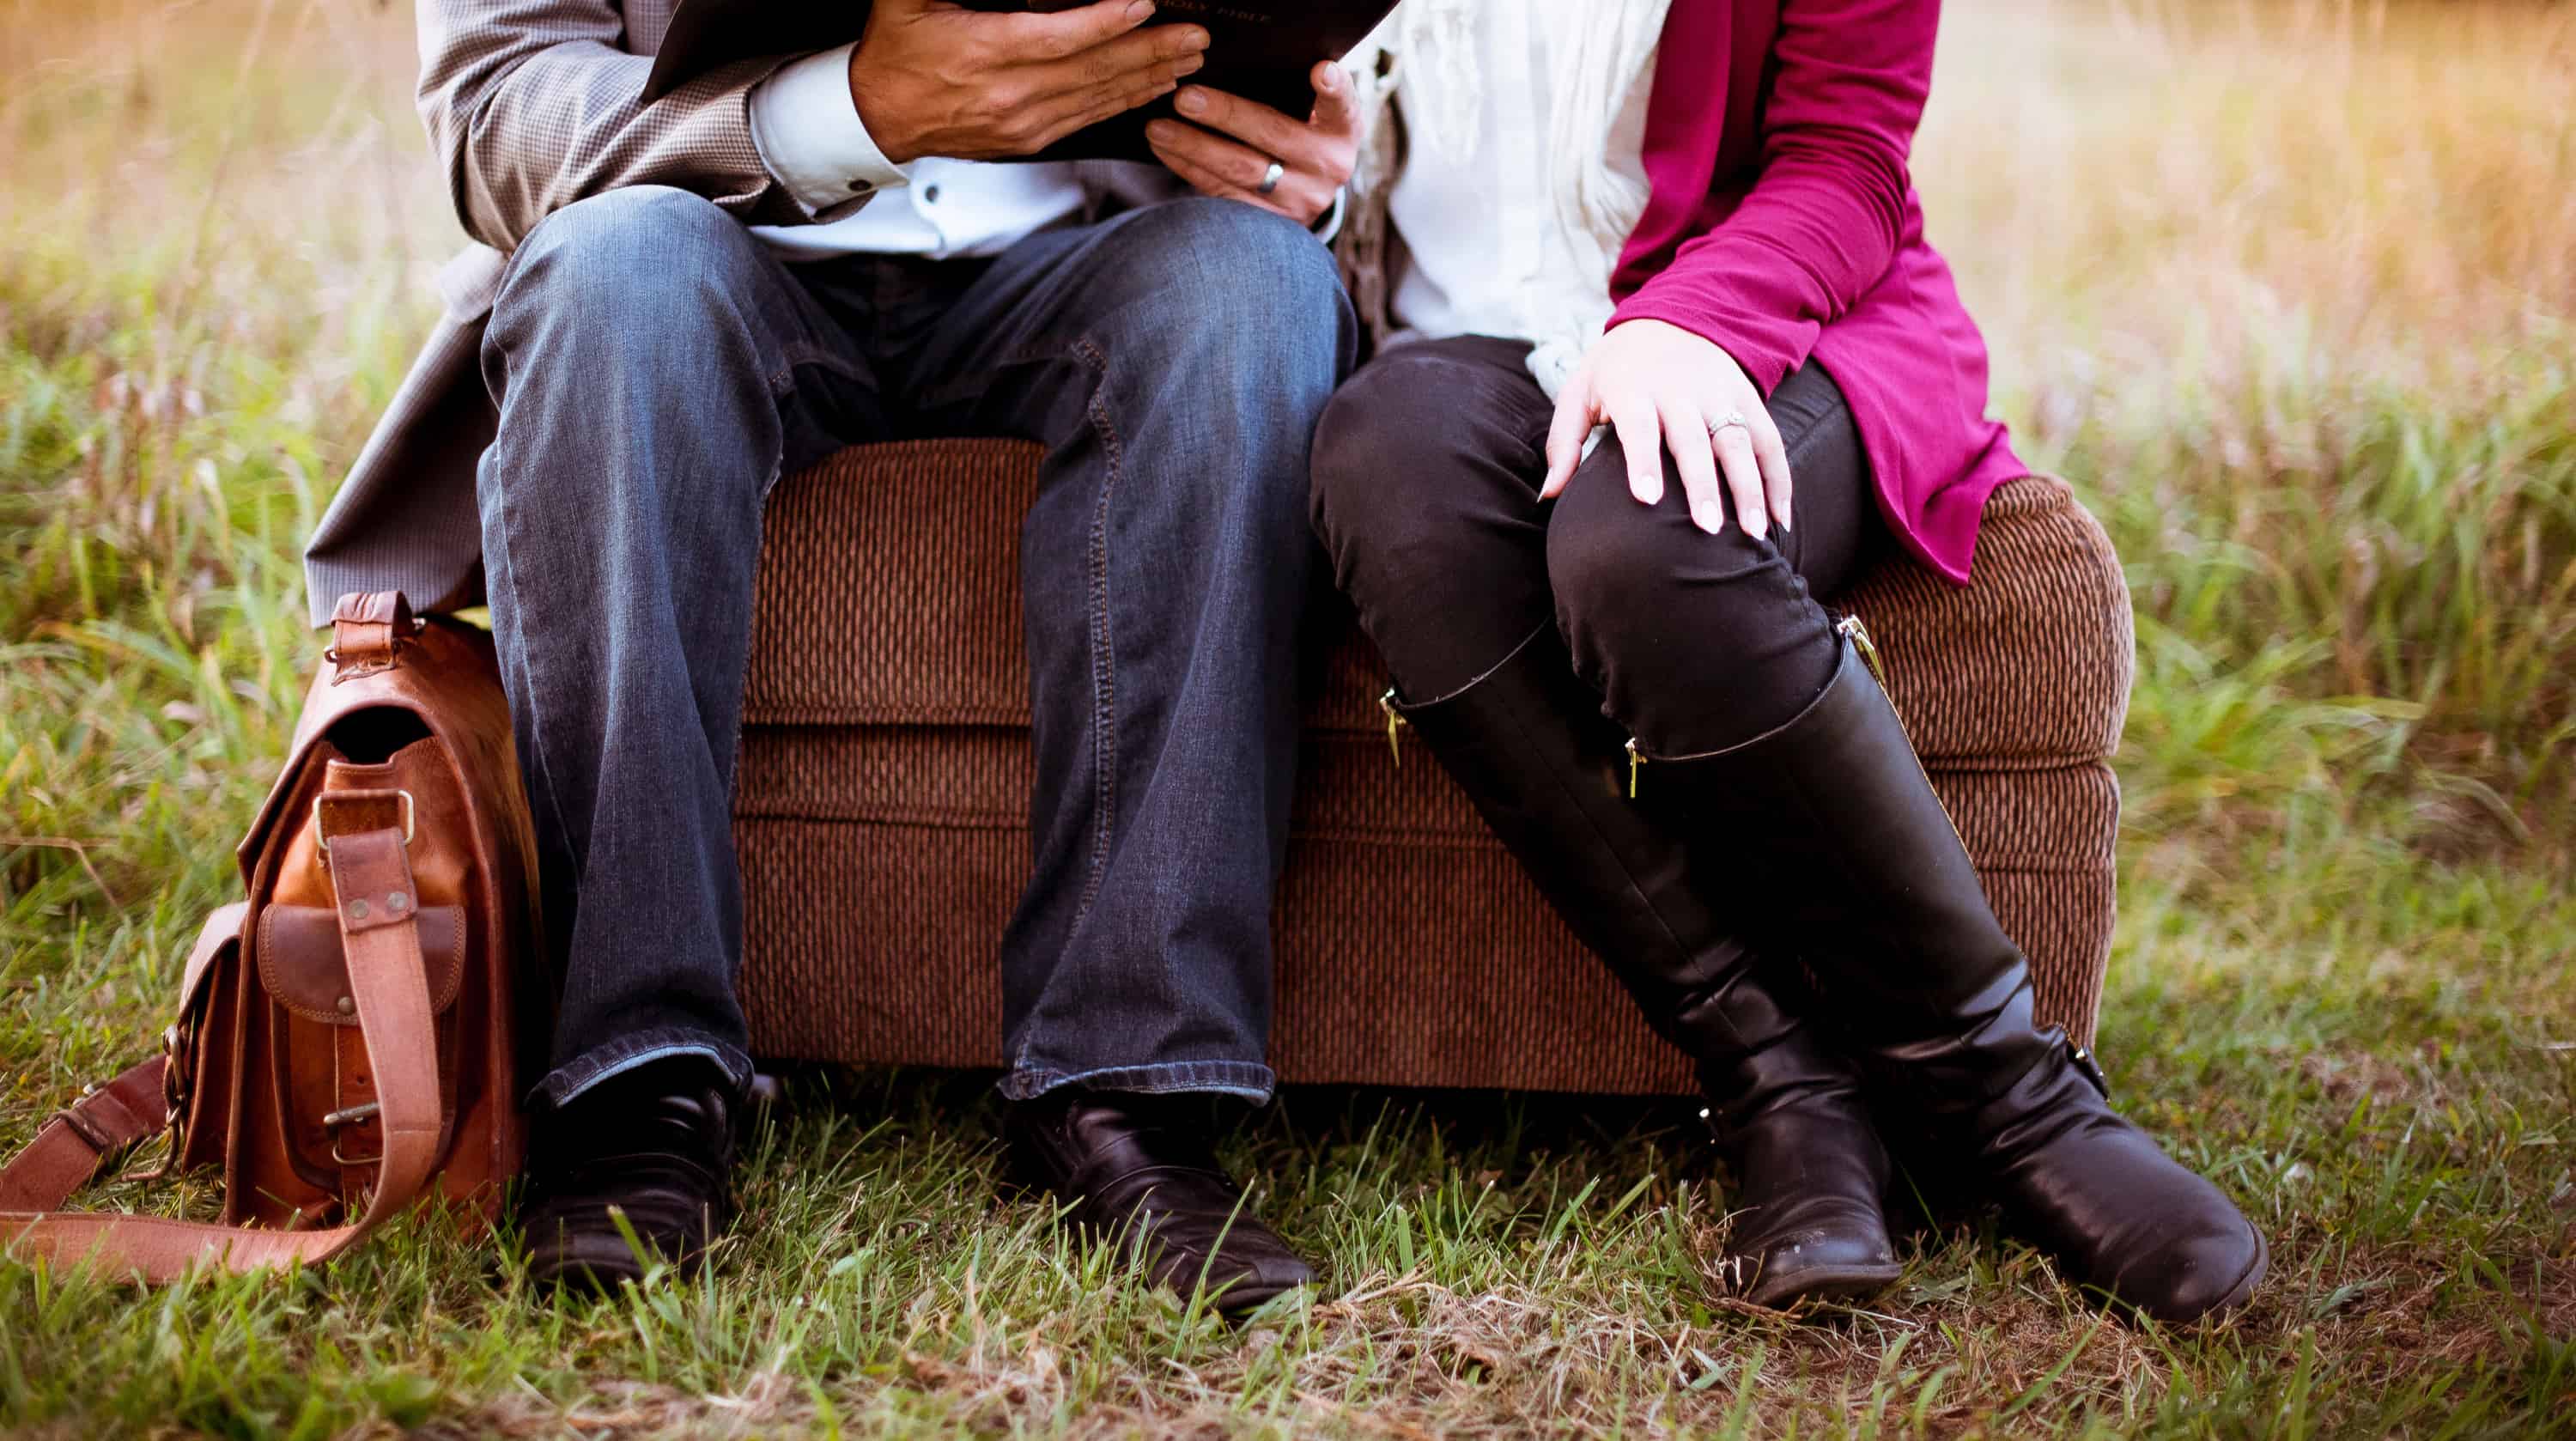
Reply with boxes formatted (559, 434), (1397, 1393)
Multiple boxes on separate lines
(732, 440), (2133, 1094)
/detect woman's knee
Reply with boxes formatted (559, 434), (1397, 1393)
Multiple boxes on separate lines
(1309, 350), (1530, 553)
(1547, 441), (1756, 649)
(1546, 441), (1832, 739)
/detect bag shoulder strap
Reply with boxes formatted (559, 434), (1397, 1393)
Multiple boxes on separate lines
(0, 903), (241, 1213)
(0, 825), (445, 1282)
(0, 1056), (168, 1213)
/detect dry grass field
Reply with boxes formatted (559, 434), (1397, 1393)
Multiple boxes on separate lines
(4, 0), (2573, 1435)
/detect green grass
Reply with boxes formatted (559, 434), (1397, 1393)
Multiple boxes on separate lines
(5, 0), (2574, 1435)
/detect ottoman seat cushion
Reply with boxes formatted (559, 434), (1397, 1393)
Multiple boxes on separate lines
(732, 440), (2133, 1092)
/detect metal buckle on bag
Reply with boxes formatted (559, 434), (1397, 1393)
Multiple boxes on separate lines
(325, 1102), (383, 1166)
(156, 1025), (194, 1165)
(313, 790), (415, 853)
(322, 615), (428, 672)
(161, 1025), (188, 1114)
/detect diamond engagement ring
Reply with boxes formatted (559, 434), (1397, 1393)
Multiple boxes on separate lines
(1712, 410), (1751, 435)
(1257, 160), (1285, 195)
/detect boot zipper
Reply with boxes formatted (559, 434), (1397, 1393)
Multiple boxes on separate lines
(1836, 613), (1889, 689)
(1379, 687), (1408, 767)
(1630, 617), (1884, 803)
(1838, 612), (1970, 850)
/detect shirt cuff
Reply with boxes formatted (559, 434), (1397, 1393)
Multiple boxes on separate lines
(747, 43), (911, 217)
(1309, 186), (1347, 243)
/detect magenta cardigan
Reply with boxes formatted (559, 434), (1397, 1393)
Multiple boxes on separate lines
(1607, 0), (2021, 585)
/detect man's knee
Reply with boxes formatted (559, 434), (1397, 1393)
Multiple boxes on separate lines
(494, 186), (765, 341)
(1111, 198), (1351, 379)
(481, 190), (781, 523)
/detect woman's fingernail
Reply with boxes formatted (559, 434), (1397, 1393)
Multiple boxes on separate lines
(1176, 88), (1207, 115)
(1695, 507), (1722, 533)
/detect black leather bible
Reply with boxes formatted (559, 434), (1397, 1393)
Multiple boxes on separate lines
(641, 0), (1398, 163)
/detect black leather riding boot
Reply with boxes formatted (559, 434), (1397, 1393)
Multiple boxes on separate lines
(1388, 627), (1900, 1309)
(1628, 628), (2267, 1324)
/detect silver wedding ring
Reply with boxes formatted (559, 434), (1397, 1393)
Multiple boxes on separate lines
(1257, 160), (1285, 196)
(1712, 410), (1751, 435)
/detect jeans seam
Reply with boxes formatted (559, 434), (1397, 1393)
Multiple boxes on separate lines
(485, 424), (581, 924)
(764, 343), (872, 398)
(1074, 331), (1121, 983)
(724, 357), (814, 848)
(1012, 333), (1122, 1071)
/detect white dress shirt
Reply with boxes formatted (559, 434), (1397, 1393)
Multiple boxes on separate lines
(744, 40), (1342, 264)
(744, 44), (1090, 261)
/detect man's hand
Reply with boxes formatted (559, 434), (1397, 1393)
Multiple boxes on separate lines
(849, 0), (1210, 164)
(1542, 319), (1794, 541)
(1143, 63), (1361, 227)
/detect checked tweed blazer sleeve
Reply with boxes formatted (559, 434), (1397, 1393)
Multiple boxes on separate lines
(418, 0), (817, 249)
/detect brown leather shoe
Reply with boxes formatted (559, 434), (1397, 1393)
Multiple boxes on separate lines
(516, 1057), (743, 1293)
(1002, 1091), (1315, 1317)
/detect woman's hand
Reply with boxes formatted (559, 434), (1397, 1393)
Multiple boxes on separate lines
(1143, 63), (1361, 227)
(1542, 319), (1794, 540)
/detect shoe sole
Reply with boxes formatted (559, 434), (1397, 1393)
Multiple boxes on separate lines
(1743, 1260), (1905, 1312)
(2094, 1216), (2270, 1326)
(2154, 1218), (2269, 1325)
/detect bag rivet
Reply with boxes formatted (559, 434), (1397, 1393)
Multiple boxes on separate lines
(336, 995), (355, 1016)
(386, 891), (409, 914)
(348, 899), (370, 921)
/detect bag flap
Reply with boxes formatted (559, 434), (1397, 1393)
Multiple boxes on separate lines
(255, 904), (465, 1025)
(179, 902), (251, 1024)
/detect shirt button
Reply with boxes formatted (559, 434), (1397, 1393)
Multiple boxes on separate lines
(922, 185), (941, 204)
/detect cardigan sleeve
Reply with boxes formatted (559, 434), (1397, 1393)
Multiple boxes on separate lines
(1607, 0), (1937, 392)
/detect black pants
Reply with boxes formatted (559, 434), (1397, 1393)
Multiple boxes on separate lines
(1309, 336), (1882, 754)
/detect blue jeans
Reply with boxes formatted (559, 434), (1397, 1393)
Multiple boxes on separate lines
(475, 187), (1354, 1110)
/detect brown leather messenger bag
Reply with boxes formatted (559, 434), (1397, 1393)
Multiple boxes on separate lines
(1, 592), (549, 1281)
